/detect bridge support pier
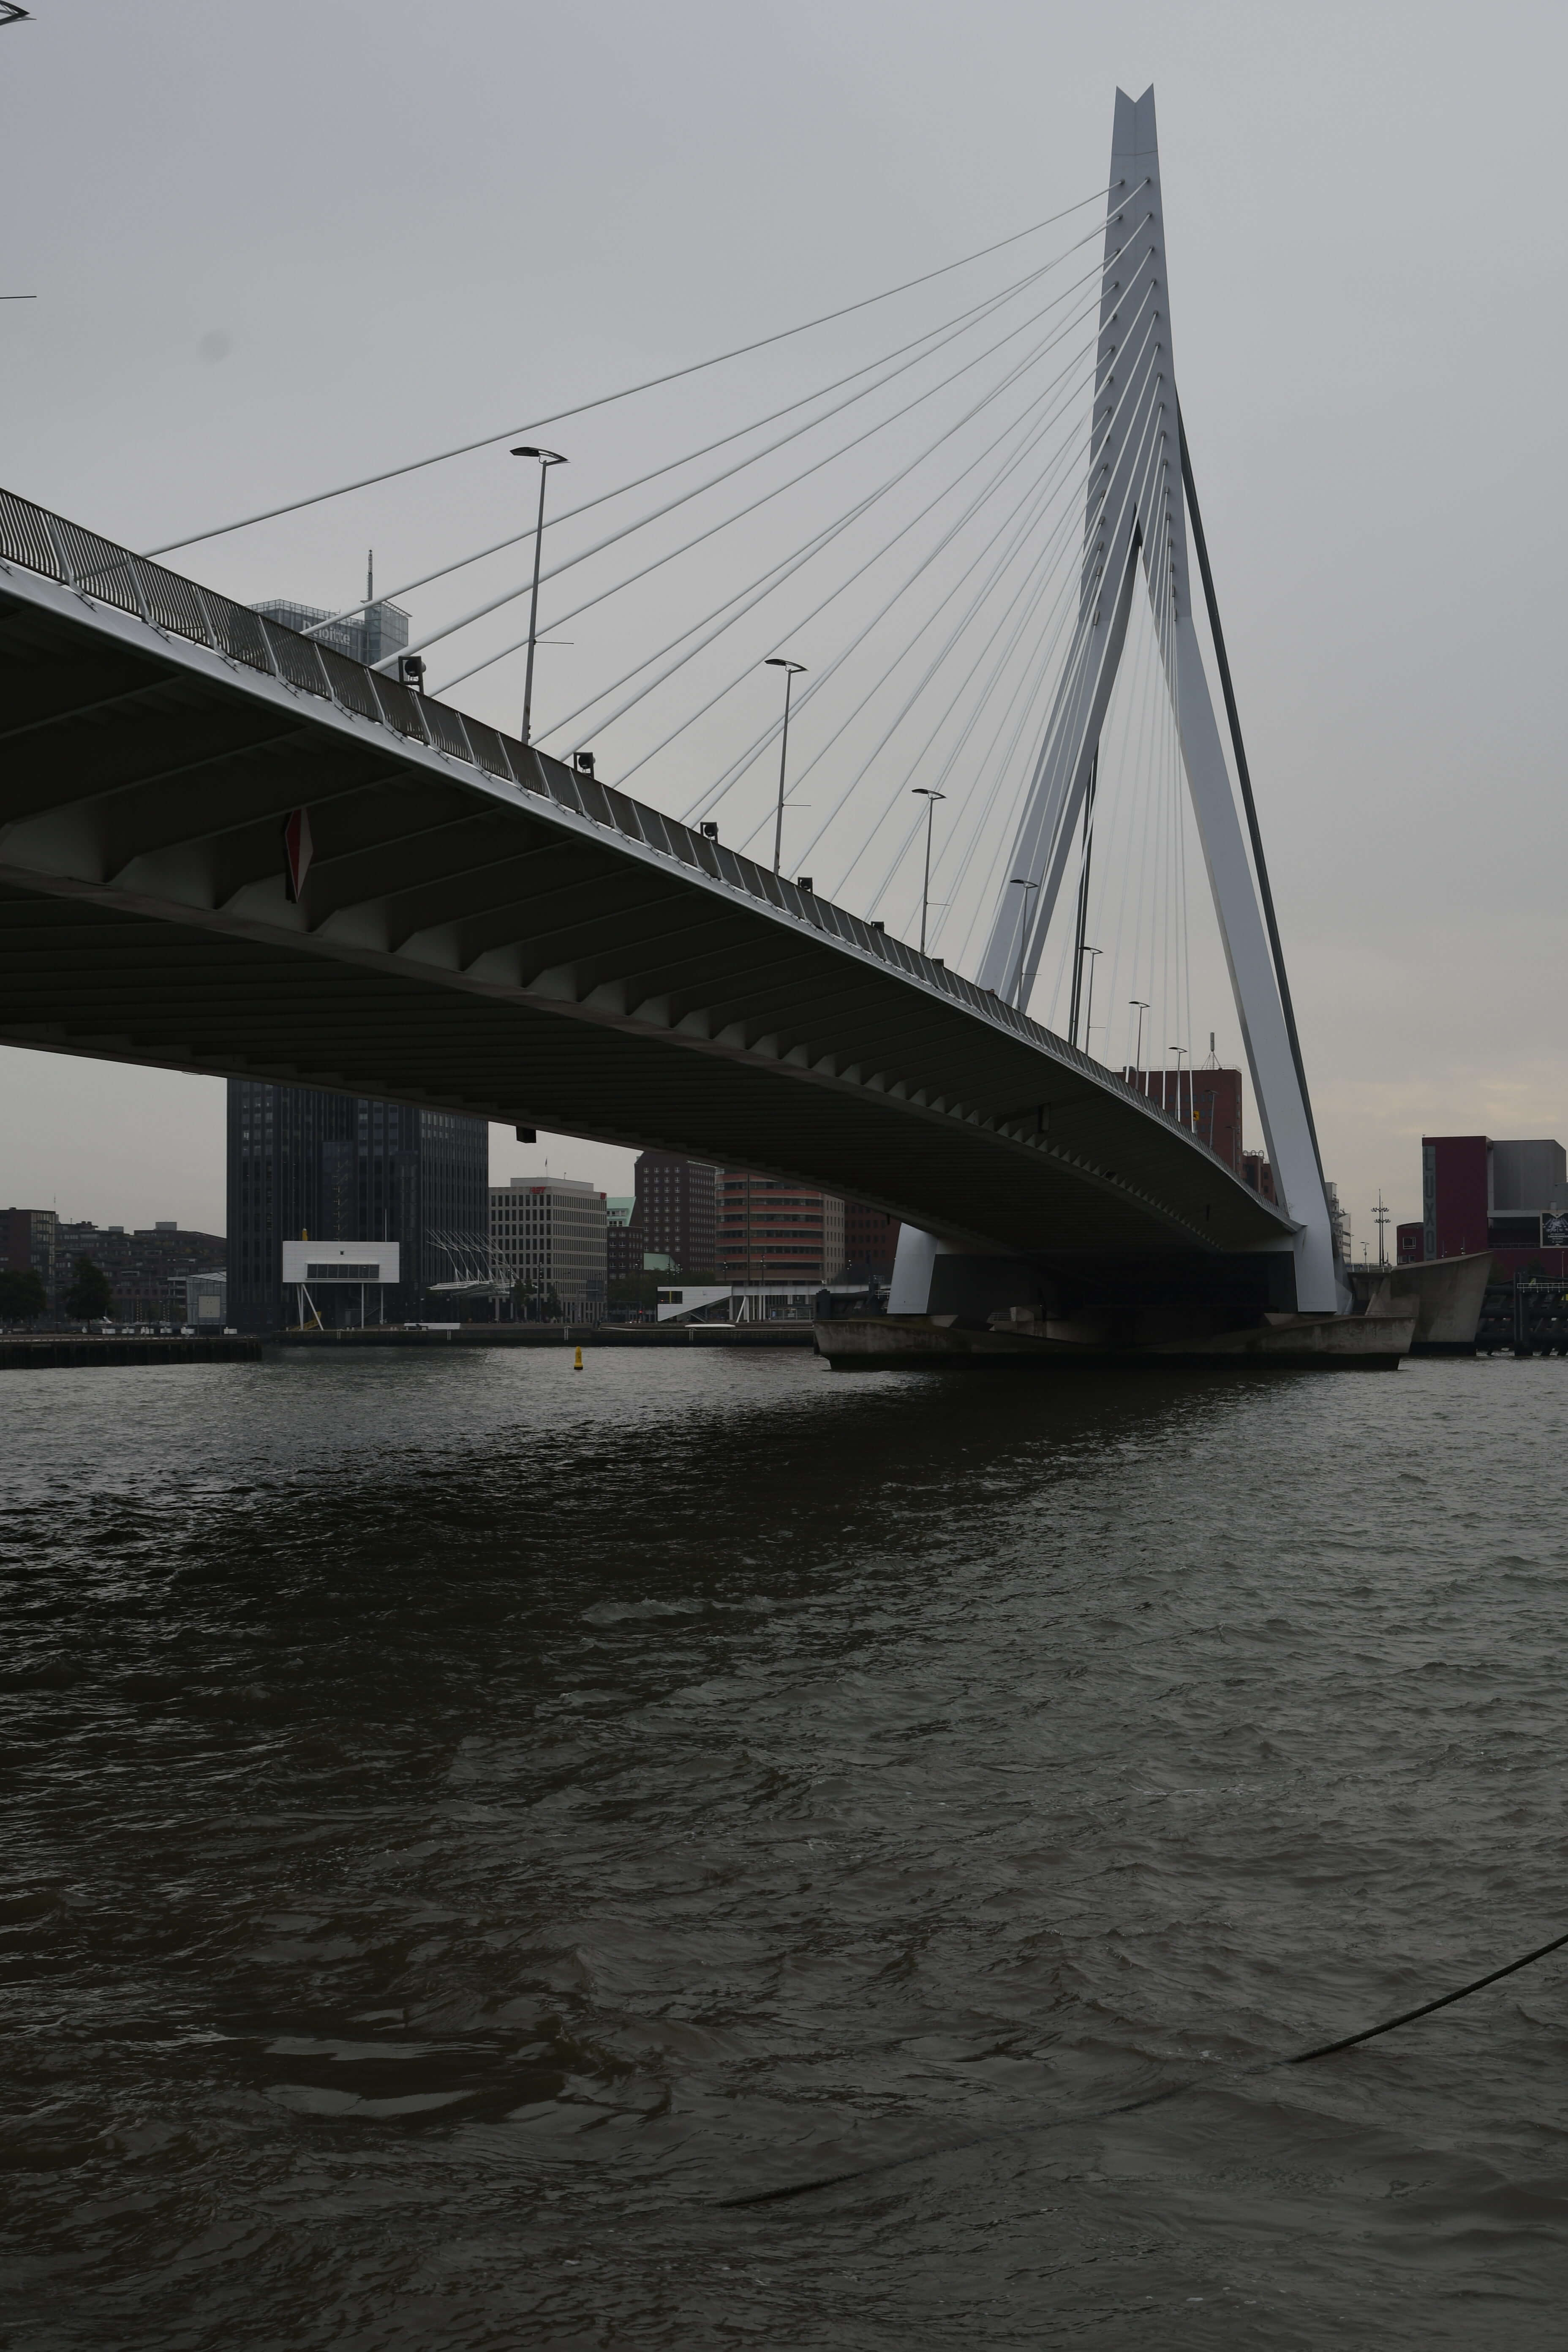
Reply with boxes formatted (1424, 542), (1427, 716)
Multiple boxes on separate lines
(886, 1220), (1318, 1334)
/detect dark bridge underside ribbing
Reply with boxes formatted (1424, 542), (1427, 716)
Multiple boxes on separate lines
(0, 510), (1293, 1262)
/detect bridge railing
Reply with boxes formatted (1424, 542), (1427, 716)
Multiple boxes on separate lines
(0, 484), (1218, 1165)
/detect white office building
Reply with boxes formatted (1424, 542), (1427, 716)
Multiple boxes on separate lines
(490, 1176), (607, 1316)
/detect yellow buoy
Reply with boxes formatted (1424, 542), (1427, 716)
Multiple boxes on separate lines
(573, 1345), (584, 1371)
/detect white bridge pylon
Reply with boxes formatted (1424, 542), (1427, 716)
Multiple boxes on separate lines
(972, 84), (1337, 1312)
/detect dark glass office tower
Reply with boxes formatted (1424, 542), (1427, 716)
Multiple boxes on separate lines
(227, 1082), (488, 1331)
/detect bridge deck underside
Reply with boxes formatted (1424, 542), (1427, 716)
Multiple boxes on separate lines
(0, 563), (1293, 1261)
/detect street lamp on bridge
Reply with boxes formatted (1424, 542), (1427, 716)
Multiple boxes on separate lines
(1007, 876), (1038, 1008)
(911, 786), (945, 953)
(1079, 945), (1102, 1055)
(764, 656), (807, 874)
(1129, 999), (1150, 1085)
(510, 445), (568, 747)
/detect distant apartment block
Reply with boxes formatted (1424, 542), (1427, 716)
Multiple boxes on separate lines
(1, 1206), (57, 1298)
(490, 1177), (607, 1314)
(634, 1151), (718, 1275)
(54, 1220), (226, 1323)
(718, 1173), (844, 1283)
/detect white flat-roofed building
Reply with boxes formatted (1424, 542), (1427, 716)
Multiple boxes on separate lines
(280, 1240), (400, 1328)
(490, 1176), (606, 1317)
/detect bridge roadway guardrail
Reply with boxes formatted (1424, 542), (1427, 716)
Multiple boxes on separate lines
(0, 484), (1217, 1170)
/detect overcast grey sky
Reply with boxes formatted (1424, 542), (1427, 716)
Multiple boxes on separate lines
(4, 0), (1565, 1252)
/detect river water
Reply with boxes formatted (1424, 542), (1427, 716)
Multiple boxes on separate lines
(4, 1345), (1568, 2347)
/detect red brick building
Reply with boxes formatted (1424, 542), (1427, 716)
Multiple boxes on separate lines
(1413, 1134), (1568, 1276)
(841, 1201), (900, 1277)
(718, 1175), (844, 1283)
(634, 1152), (718, 1275)
(1125, 1066), (1242, 1171)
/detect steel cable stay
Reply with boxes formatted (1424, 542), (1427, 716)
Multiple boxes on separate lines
(742, 448), (1086, 871)
(599, 364), (1093, 804)
(1077, 603), (1162, 1056)
(966, 377), (1166, 988)
(1146, 474), (1192, 1103)
(440, 332), (1097, 716)
(801, 490), (1084, 896)
(144, 183), (1129, 556)
(530, 248), (1143, 732)
(662, 357), (1106, 822)
(728, 401), (1109, 861)
(394, 248), (1142, 675)
(503, 316), (1103, 740)
(1003, 365), (1173, 1005)
(861, 504), (1095, 924)
(850, 381), (1174, 915)
(929, 471), (1147, 973)
(592, 246), (1157, 796)
(710, 286), (1165, 867)
(924, 614), (1083, 969)
(851, 489), (1122, 936)
(1040, 615), (1148, 1040)
(814, 455), (1104, 894)
(1071, 555), (1173, 1048)
(297, 223), (1143, 652)
(1107, 608), (1175, 1071)
(1111, 619), (1167, 1068)
(914, 574), (1085, 958)
(935, 387), (1174, 973)
(443, 250), (1147, 829)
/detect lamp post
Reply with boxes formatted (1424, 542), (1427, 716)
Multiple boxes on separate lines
(1129, 998), (1150, 1087)
(764, 656), (807, 873)
(1168, 1042), (1187, 1124)
(1008, 876), (1039, 1007)
(1079, 945), (1102, 1054)
(510, 444), (568, 746)
(912, 786), (945, 952)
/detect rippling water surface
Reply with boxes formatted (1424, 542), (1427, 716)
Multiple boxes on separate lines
(5, 1345), (1568, 2347)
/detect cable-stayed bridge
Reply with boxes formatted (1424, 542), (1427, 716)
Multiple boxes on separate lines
(0, 88), (1357, 1345)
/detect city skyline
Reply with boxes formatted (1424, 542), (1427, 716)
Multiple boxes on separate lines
(5, 0), (1568, 1252)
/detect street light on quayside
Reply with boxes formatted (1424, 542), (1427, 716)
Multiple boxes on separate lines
(764, 657), (807, 874)
(510, 446), (567, 747)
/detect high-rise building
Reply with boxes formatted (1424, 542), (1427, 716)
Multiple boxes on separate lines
(1, 1207), (57, 1300)
(227, 1082), (487, 1331)
(490, 1176), (606, 1315)
(605, 1197), (642, 1285)
(250, 595), (410, 670)
(717, 1174), (844, 1284)
(634, 1152), (718, 1274)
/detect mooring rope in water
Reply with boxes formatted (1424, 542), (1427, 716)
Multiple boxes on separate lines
(717, 1919), (1568, 2209)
